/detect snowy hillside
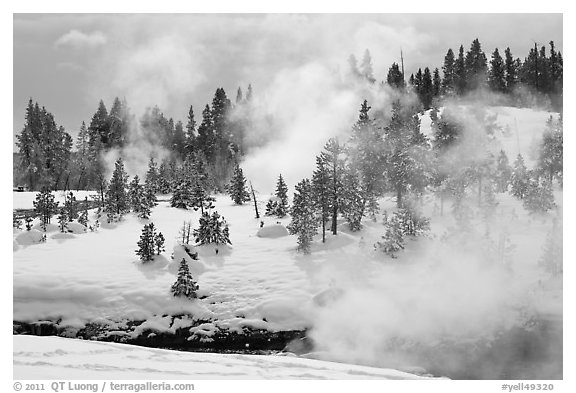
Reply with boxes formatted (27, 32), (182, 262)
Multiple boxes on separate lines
(13, 335), (433, 379)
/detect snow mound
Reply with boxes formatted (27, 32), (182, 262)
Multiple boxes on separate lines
(257, 224), (289, 238)
(15, 229), (45, 245)
(172, 244), (207, 275)
(13, 240), (20, 251)
(51, 232), (76, 241)
(66, 222), (87, 234)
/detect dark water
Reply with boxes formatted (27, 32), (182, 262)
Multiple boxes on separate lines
(408, 315), (562, 380)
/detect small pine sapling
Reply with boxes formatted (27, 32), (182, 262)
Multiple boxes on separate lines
(57, 208), (68, 233)
(64, 191), (78, 221)
(375, 212), (405, 258)
(78, 196), (89, 227)
(171, 258), (199, 299)
(25, 216), (33, 231)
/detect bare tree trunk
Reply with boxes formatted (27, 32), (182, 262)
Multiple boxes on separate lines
(250, 182), (259, 219)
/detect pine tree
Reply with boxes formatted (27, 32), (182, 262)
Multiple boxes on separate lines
(360, 49), (376, 83)
(33, 188), (59, 228)
(75, 121), (90, 190)
(347, 54), (361, 78)
(523, 177), (555, 214)
(504, 47), (518, 93)
(375, 211), (405, 258)
(494, 150), (512, 193)
(488, 48), (506, 93)
(136, 223), (157, 262)
(538, 116), (563, 184)
(155, 232), (165, 255)
(454, 45), (467, 94)
(441, 48), (456, 95)
(171, 180), (192, 209)
(64, 191), (77, 221)
(171, 258), (199, 299)
(128, 175), (145, 213)
(172, 121), (187, 160)
(228, 164), (250, 204)
(311, 156), (331, 243)
(420, 67), (433, 109)
(432, 68), (441, 98)
(386, 63), (405, 89)
(465, 38), (488, 91)
(510, 154), (530, 199)
(193, 211), (232, 246)
(340, 166), (364, 231)
(287, 179), (318, 254)
(274, 174), (289, 217)
(347, 100), (385, 221)
(108, 97), (130, 149)
(57, 207), (68, 233)
(105, 158), (129, 217)
(78, 196), (89, 227)
(185, 105), (197, 155)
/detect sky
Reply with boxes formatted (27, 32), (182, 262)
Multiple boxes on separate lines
(12, 13), (563, 148)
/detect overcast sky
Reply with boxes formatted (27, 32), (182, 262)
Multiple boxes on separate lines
(13, 14), (563, 146)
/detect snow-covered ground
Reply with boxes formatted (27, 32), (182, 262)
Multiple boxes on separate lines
(12, 106), (562, 378)
(13, 335), (433, 379)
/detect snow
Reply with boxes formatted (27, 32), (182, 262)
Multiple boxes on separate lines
(257, 224), (290, 238)
(15, 229), (45, 246)
(13, 335), (432, 379)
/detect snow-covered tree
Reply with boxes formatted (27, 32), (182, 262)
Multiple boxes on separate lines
(346, 100), (385, 221)
(510, 154), (530, 199)
(171, 258), (199, 299)
(193, 211), (232, 247)
(228, 164), (250, 204)
(57, 207), (68, 233)
(33, 188), (59, 228)
(287, 178), (318, 254)
(136, 222), (157, 262)
(64, 191), (77, 221)
(494, 150), (512, 193)
(311, 156), (331, 243)
(274, 174), (289, 217)
(145, 157), (159, 194)
(128, 175), (145, 213)
(537, 115), (563, 185)
(340, 166), (364, 231)
(523, 177), (555, 214)
(105, 157), (129, 217)
(171, 180), (192, 209)
(155, 232), (165, 255)
(78, 196), (89, 227)
(375, 212), (405, 258)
